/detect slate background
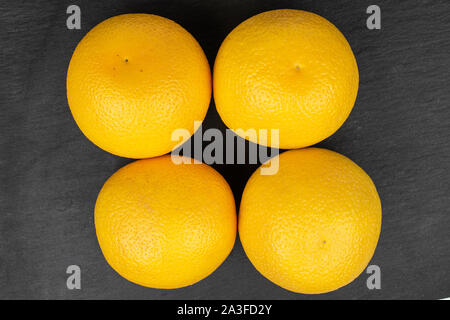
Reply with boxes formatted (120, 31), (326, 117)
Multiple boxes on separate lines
(0, 0), (449, 300)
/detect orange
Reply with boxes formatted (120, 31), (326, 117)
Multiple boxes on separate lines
(95, 156), (236, 288)
(213, 9), (359, 149)
(239, 148), (381, 294)
(67, 14), (211, 158)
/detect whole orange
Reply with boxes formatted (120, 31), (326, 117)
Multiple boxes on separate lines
(67, 14), (211, 158)
(95, 156), (236, 288)
(213, 9), (359, 148)
(239, 148), (381, 294)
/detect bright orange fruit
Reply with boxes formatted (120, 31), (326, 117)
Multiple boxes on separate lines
(214, 9), (359, 148)
(95, 156), (236, 289)
(239, 148), (381, 294)
(67, 14), (211, 158)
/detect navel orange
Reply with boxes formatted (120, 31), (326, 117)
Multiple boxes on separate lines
(67, 14), (211, 158)
(239, 148), (381, 294)
(95, 156), (236, 288)
(213, 9), (359, 148)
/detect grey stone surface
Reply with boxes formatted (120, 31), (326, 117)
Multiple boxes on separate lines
(0, 0), (449, 299)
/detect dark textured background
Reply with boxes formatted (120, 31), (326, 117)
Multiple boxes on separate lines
(1, 0), (449, 300)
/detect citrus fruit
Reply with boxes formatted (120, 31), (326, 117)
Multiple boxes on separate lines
(239, 148), (381, 294)
(213, 9), (359, 149)
(95, 155), (236, 289)
(67, 14), (211, 158)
